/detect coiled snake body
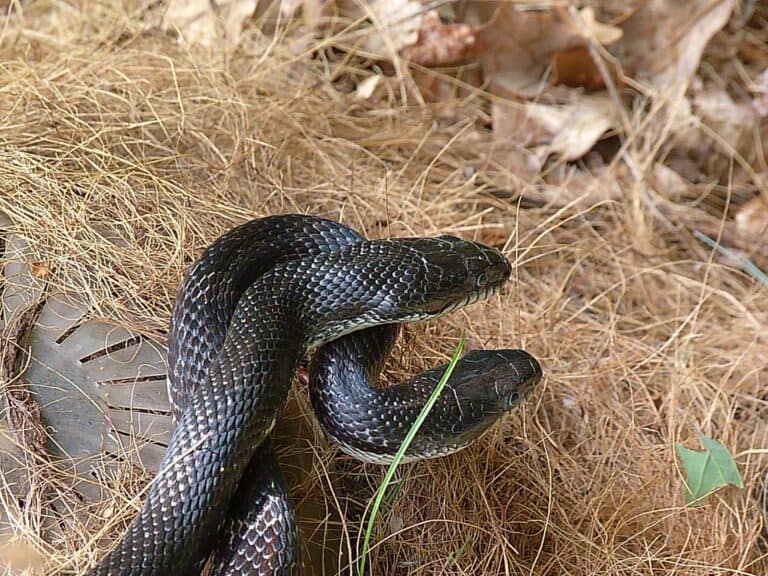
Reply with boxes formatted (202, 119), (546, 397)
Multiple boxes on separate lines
(88, 215), (541, 575)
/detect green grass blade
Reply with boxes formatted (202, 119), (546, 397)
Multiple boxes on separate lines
(693, 230), (768, 285)
(358, 333), (466, 575)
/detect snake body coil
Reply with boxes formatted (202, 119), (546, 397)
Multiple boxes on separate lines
(88, 215), (540, 575)
(309, 325), (541, 464)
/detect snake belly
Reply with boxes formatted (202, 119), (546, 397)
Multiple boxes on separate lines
(87, 215), (512, 575)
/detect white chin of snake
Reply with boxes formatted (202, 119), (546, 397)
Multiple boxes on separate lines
(441, 284), (496, 317)
(331, 434), (472, 465)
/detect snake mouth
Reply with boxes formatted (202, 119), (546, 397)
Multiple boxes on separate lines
(443, 283), (498, 315)
(453, 281), (503, 313)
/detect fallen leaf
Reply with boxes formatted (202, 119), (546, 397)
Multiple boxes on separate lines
(465, 4), (621, 98)
(223, 0), (258, 45)
(735, 195), (768, 239)
(163, 0), (214, 45)
(412, 65), (483, 107)
(400, 10), (477, 67)
(466, 5), (580, 98)
(544, 165), (624, 208)
(651, 162), (691, 201)
(361, 0), (423, 59)
(495, 95), (619, 162)
(658, 95), (718, 182)
(551, 45), (615, 92)
(163, 0), (257, 47)
(484, 135), (544, 194)
(492, 100), (555, 149)
(487, 144), (543, 187)
(617, 0), (736, 89)
(693, 85), (757, 154)
(569, 7), (623, 45)
(676, 436), (744, 505)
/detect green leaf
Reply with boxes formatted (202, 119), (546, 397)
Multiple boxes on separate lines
(358, 334), (466, 575)
(676, 436), (745, 505)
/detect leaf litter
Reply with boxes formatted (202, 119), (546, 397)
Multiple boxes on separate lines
(1, 0), (768, 574)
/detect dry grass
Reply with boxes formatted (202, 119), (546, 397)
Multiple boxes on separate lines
(0, 1), (767, 575)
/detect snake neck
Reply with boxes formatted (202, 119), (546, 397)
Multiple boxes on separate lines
(307, 328), (543, 465)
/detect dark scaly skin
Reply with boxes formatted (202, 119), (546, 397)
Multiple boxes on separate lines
(209, 440), (300, 576)
(88, 222), (512, 575)
(167, 216), (364, 418)
(167, 216), (365, 575)
(309, 325), (543, 464)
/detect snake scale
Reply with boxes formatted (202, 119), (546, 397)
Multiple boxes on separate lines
(87, 214), (542, 575)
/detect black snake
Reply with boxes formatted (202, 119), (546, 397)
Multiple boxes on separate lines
(87, 214), (541, 575)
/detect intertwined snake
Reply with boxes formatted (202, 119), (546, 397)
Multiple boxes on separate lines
(87, 214), (542, 575)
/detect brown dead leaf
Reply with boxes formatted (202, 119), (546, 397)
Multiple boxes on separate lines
(530, 166), (624, 209)
(547, 98), (618, 161)
(692, 85), (757, 154)
(652, 87), (757, 183)
(735, 195), (768, 239)
(360, 0), (423, 58)
(400, 11), (477, 67)
(465, 4), (621, 97)
(466, 5), (581, 98)
(494, 96), (619, 162)
(493, 100), (553, 149)
(551, 46), (616, 92)
(485, 142), (543, 194)
(411, 66), (484, 107)
(570, 7), (623, 45)
(651, 162), (691, 201)
(484, 118), (544, 193)
(617, 0), (736, 89)
(163, 0), (257, 47)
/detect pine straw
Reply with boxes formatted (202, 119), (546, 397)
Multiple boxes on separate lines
(1, 2), (767, 575)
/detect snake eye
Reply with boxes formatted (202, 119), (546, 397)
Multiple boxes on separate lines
(503, 391), (520, 411)
(474, 272), (488, 289)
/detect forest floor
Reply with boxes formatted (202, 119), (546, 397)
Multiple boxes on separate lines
(0, 1), (767, 575)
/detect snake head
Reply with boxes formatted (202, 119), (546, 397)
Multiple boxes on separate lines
(428, 349), (542, 448)
(284, 234), (512, 344)
(397, 235), (512, 318)
(450, 349), (543, 412)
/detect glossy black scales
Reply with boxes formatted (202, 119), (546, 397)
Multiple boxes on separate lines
(86, 215), (537, 576)
(309, 325), (542, 464)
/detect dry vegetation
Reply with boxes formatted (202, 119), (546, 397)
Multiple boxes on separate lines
(0, 1), (767, 575)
